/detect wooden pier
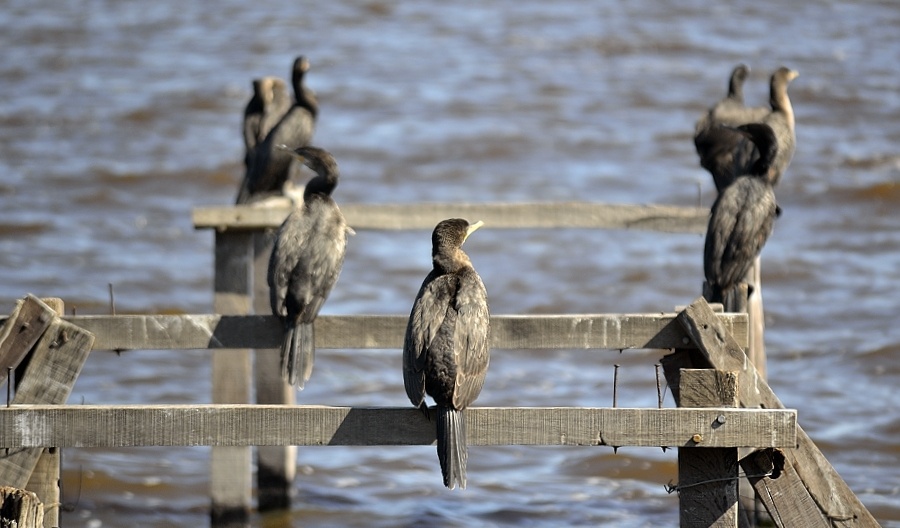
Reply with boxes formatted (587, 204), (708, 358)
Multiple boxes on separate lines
(0, 201), (881, 527)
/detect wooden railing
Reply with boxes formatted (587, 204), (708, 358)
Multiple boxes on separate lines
(0, 201), (880, 527)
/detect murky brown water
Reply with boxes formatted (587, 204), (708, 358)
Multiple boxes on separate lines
(2, 1), (900, 526)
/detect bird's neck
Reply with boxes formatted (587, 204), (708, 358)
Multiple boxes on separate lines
(304, 173), (337, 199)
(728, 83), (744, 104)
(293, 77), (318, 118)
(770, 84), (795, 130)
(432, 250), (470, 275)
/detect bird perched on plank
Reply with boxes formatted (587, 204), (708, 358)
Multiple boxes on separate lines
(694, 66), (799, 192)
(704, 123), (780, 311)
(237, 56), (319, 204)
(267, 146), (352, 389)
(403, 218), (491, 489)
(694, 64), (769, 134)
(241, 76), (291, 172)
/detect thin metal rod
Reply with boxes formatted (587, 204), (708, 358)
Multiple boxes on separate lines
(612, 364), (620, 408)
(108, 283), (116, 316)
(655, 363), (663, 408)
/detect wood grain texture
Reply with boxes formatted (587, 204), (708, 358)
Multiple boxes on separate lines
(53, 313), (748, 351)
(0, 319), (94, 488)
(192, 202), (709, 233)
(677, 369), (740, 528)
(0, 296), (56, 386)
(0, 405), (795, 448)
(677, 297), (880, 527)
(0, 486), (43, 528)
(741, 448), (830, 527)
(210, 231), (252, 525)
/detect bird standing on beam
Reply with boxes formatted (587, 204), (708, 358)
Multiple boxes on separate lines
(703, 124), (780, 311)
(403, 218), (491, 489)
(268, 146), (351, 389)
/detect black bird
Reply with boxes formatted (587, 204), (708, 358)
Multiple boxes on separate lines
(760, 67), (799, 187)
(267, 146), (351, 389)
(403, 219), (490, 490)
(694, 64), (768, 134)
(237, 56), (319, 204)
(704, 123), (779, 311)
(241, 77), (291, 171)
(694, 66), (799, 192)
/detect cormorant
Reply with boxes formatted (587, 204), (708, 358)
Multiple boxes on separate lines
(694, 66), (799, 192)
(760, 67), (799, 187)
(403, 218), (491, 490)
(703, 123), (779, 311)
(267, 146), (351, 389)
(241, 77), (291, 171)
(694, 65), (768, 134)
(237, 56), (319, 204)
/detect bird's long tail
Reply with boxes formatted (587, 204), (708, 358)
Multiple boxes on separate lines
(280, 322), (315, 390)
(704, 283), (745, 313)
(703, 281), (724, 305)
(436, 406), (467, 490)
(721, 286), (741, 313)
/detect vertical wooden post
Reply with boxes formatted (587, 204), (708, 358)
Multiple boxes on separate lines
(26, 298), (64, 528)
(0, 298), (92, 524)
(677, 369), (740, 528)
(0, 486), (43, 528)
(211, 231), (253, 527)
(745, 258), (766, 380)
(252, 231), (296, 512)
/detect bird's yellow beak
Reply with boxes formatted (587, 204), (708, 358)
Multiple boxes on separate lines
(464, 220), (484, 242)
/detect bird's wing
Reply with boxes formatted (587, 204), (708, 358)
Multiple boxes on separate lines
(290, 204), (348, 323)
(719, 184), (777, 288)
(694, 125), (748, 192)
(704, 188), (740, 285)
(451, 268), (491, 410)
(403, 271), (446, 407)
(268, 211), (308, 318)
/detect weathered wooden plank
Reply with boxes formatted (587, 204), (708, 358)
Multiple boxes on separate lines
(0, 486), (43, 528)
(677, 369), (740, 528)
(22, 299), (65, 528)
(26, 449), (59, 528)
(0, 296), (56, 386)
(210, 231), (253, 527)
(740, 449), (830, 527)
(54, 313), (748, 351)
(0, 406), (796, 448)
(0, 319), (94, 488)
(677, 297), (880, 527)
(192, 202), (709, 233)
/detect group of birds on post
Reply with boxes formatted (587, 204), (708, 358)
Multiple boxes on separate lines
(237, 57), (489, 490)
(234, 57), (798, 491)
(696, 65), (799, 311)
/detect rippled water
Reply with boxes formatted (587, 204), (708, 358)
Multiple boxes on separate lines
(2, 1), (900, 526)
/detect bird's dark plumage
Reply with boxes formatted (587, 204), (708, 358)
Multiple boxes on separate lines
(694, 66), (798, 192)
(704, 123), (779, 311)
(242, 77), (291, 172)
(403, 218), (490, 489)
(267, 146), (351, 389)
(694, 65), (769, 134)
(237, 56), (318, 204)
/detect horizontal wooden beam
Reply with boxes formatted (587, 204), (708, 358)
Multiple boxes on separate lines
(192, 202), (709, 233)
(0, 405), (795, 448)
(44, 313), (747, 351)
